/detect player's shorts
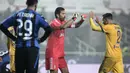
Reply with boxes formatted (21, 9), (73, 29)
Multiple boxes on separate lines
(45, 57), (67, 70)
(15, 47), (39, 73)
(99, 57), (124, 73)
(10, 55), (15, 72)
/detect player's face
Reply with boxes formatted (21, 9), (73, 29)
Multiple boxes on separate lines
(59, 10), (66, 21)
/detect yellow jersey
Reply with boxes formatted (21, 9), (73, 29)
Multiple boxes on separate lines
(89, 18), (122, 58)
(102, 24), (122, 58)
(7, 27), (15, 55)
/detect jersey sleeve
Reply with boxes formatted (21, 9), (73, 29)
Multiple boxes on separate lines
(89, 18), (102, 32)
(1, 14), (16, 28)
(39, 16), (50, 28)
(49, 21), (61, 30)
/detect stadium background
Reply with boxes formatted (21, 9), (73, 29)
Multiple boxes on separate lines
(0, 0), (130, 73)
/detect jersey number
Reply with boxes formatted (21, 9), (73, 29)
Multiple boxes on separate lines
(117, 30), (121, 43)
(17, 19), (32, 40)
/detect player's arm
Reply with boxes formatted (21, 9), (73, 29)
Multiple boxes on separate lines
(38, 16), (53, 43)
(89, 11), (104, 32)
(89, 18), (103, 32)
(0, 15), (17, 41)
(51, 19), (74, 30)
(52, 13), (78, 30)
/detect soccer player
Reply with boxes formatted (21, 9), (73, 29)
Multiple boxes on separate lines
(89, 11), (124, 73)
(0, 0), (52, 73)
(45, 7), (86, 73)
(7, 27), (15, 73)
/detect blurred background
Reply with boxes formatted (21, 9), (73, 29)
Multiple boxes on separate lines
(0, 0), (130, 73)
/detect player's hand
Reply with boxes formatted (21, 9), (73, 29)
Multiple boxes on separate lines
(72, 13), (79, 21)
(89, 11), (94, 19)
(81, 14), (87, 20)
(73, 13), (79, 18)
(95, 16), (100, 24)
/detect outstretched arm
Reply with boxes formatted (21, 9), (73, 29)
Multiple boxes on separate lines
(52, 13), (79, 30)
(89, 11), (103, 32)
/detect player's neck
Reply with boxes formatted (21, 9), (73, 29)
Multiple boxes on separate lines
(27, 6), (35, 11)
(57, 18), (64, 22)
(108, 21), (113, 24)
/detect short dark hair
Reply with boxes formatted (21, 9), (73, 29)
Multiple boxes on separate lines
(26, 0), (38, 6)
(55, 7), (65, 18)
(103, 13), (113, 20)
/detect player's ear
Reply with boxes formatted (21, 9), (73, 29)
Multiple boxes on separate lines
(34, 4), (37, 11)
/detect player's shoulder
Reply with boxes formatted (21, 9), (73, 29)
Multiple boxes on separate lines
(40, 14), (48, 21)
(35, 13), (46, 21)
(52, 19), (56, 22)
(114, 24), (122, 31)
(106, 24), (122, 31)
(51, 19), (58, 23)
(49, 19), (56, 25)
(40, 14), (45, 19)
(111, 23), (121, 29)
(35, 13), (41, 17)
